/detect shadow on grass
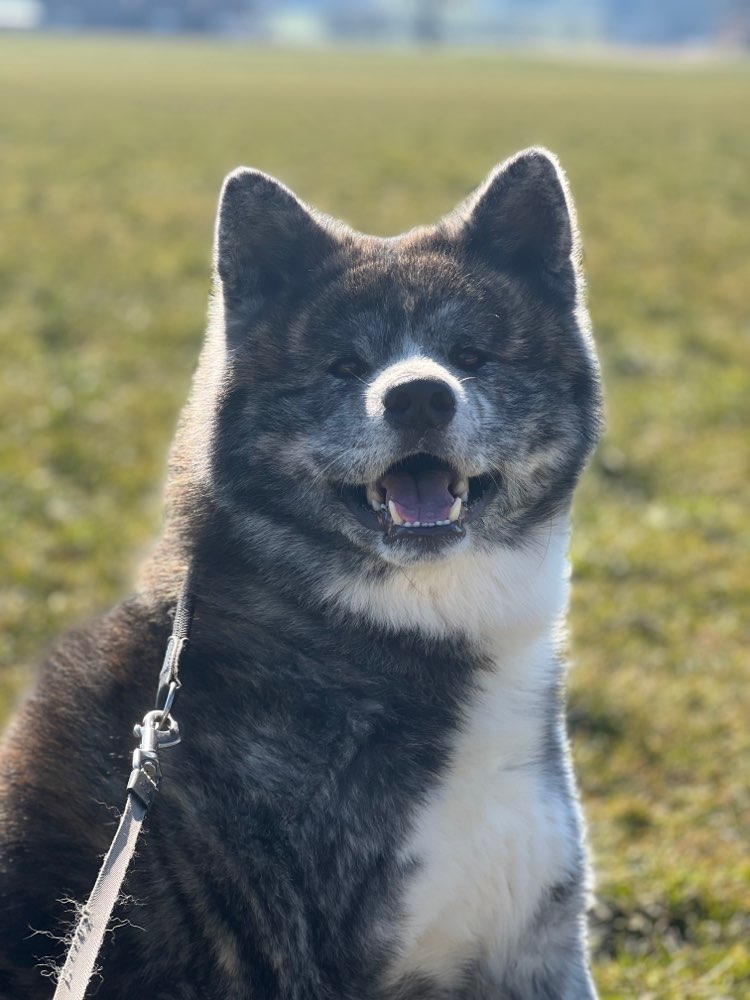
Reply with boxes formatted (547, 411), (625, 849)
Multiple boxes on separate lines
(568, 696), (627, 747)
(591, 892), (750, 961)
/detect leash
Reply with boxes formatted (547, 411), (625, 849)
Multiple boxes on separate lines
(52, 577), (193, 1000)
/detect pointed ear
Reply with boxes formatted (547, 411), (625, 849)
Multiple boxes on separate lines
(215, 168), (338, 312)
(459, 148), (578, 279)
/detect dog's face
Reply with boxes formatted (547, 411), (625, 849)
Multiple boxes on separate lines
(208, 149), (602, 568)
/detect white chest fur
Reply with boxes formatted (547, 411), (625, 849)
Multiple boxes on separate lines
(390, 638), (574, 983)
(325, 526), (577, 983)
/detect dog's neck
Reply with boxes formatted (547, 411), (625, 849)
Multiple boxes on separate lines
(142, 500), (570, 660)
(322, 519), (571, 649)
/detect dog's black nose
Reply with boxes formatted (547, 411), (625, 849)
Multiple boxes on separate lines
(383, 378), (457, 431)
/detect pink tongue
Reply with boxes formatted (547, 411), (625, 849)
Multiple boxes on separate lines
(381, 470), (455, 524)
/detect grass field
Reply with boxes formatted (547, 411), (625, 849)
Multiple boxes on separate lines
(1, 36), (748, 998)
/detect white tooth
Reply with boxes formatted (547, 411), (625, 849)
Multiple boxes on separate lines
(388, 500), (405, 526)
(367, 484), (385, 511)
(452, 477), (469, 500)
(448, 496), (462, 523)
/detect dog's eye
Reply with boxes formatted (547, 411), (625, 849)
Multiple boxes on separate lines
(329, 357), (370, 380)
(451, 346), (488, 371)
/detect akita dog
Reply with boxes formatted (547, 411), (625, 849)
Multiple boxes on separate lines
(0, 147), (602, 998)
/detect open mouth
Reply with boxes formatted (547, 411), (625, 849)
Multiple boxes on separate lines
(340, 453), (499, 542)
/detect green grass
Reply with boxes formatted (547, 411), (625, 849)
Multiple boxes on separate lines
(1, 36), (748, 998)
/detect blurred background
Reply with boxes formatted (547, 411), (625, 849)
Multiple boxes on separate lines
(3, 0), (750, 46)
(0, 4), (748, 998)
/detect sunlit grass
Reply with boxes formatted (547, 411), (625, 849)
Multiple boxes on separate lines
(1, 36), (748, 998)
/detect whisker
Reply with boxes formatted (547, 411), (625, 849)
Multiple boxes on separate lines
(486, 469), (502, 492)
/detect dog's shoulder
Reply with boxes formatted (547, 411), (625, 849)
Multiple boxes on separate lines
(0, 598), (170, 996)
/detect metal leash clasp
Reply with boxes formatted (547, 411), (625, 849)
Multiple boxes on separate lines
(127, 708), (181, 811)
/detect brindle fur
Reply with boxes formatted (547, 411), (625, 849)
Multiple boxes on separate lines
(0, 148), (603, 998)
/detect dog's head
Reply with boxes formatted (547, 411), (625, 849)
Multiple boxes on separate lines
(197, 149), (602, 570)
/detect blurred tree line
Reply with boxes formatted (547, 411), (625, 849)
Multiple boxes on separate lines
(40, 0), (750, 47)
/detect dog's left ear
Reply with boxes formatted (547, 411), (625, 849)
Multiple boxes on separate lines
(457, 147), (578, 280)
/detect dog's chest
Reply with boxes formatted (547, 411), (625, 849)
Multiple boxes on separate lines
(390, 640), (571, 985)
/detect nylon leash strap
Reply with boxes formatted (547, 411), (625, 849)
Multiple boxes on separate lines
(52, 579), (193, 1000)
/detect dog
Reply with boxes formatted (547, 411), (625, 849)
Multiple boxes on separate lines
(0, 147), (603, 998)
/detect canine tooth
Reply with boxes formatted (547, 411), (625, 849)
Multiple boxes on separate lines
(388, 500), (405, 526)
(367, 484), (385, 511)
(448, 496), (462, 523)
(451, 477), (469, 500)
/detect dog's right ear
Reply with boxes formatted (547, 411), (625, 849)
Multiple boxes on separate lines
(215, 168), (338, 320)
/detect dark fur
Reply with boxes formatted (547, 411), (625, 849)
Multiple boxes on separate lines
(0, 149), (603, 998)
